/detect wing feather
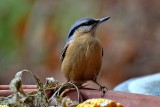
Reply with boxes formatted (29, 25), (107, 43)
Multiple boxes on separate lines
(60, 43), (69, 62)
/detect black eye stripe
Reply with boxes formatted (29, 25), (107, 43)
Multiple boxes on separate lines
(67, 19), (98, 41)
(80, 20), (97, 26)
(89, 20), (96, 24)
(67, 21), (94, 39)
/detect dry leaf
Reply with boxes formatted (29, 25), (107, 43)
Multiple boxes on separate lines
(0, 70), (79, 107)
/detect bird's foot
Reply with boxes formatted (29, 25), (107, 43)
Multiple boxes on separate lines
(98, 85), (108, 97)
(93, 81), (108, 97)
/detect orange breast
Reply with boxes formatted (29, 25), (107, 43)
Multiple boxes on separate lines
(61, 34), (102, 84)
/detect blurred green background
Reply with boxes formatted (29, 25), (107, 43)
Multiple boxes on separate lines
(0, 0), (159, 89)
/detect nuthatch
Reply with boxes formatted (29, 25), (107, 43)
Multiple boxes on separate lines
(60, 16), (110, 90)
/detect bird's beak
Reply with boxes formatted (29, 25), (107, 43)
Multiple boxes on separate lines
(98, 16), (111, 24)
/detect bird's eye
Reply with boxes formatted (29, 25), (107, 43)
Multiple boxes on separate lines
(85, 20), (94, 25)
(79, 20), (96, 27)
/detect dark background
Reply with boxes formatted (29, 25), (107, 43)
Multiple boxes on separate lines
(0, 0), (159, 89)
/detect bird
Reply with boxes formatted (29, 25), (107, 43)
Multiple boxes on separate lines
(60, 16), (110, 91)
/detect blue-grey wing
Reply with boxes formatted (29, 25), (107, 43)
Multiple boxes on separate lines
(61, 33), (74, 62)
(60, 43), (69, 62)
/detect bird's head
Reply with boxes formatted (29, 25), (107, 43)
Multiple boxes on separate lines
(66, 16), (110, 42)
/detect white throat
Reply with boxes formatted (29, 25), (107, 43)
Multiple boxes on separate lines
(77, 26), (92, 33)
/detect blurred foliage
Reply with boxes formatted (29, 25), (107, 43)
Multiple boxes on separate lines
(0, 0), (159, 89)
(0, 0), (31, 71)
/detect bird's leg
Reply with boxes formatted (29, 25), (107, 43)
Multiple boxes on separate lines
(93, 80), (108, 97)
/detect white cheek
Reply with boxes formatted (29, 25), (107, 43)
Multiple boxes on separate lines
(77, 26), (92, 32)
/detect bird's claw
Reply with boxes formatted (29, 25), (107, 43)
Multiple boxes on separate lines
(99, 86), (108, 97)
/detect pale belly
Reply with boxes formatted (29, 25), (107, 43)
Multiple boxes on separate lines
(61, 36), (102, 84)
